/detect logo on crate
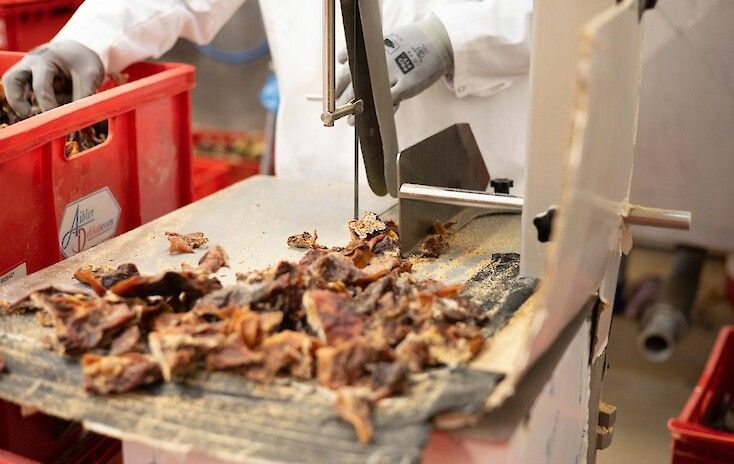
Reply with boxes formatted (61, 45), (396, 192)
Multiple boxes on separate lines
(58, 187), (121, 258)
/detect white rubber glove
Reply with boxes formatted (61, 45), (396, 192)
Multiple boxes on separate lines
(335, 13), (453, 110)
(2, 41), (104, 119)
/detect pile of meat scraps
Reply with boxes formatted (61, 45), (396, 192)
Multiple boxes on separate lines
(2, 213), (487, 443)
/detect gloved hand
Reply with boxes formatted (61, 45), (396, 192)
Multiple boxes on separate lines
(335, 13), (453, 111)
(2, 41), (104, 119)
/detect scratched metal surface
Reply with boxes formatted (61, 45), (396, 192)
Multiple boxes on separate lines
(0, 176), (521, 463)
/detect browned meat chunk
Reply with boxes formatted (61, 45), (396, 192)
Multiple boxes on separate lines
(2, 287), (84, 316)
(369, 362), (408, 400)
(246, 331), (318, 381)
(165, 232), (208, 255)
(334, 388), (374, 444)
(197, 245), (229, 274)
(148, 320), (227, 381)
(110, 271), (222, 310)
(395, 334), (431, 372)
(229, 309), (283, 348)
(206, 337), (263, 371)
(73, 267), (107, 296)
(82, 353), (162, 394)
(287, 231), (319, 249)
(109, 325), (143, 356)
(316, 339), (390, 389)
(303, 290), (363, 345)
(74, 264), (141, 295)
(31, 293), (136, 355)
(353, 276), (394, 315)
(419, 221), (454, 258)
(349, 212), (387, 240)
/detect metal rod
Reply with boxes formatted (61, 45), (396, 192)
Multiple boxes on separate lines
(399, 183), (524, 212)
(323, 0), (336, 118)
(320, 101), (363, 126)
(400, 183), (692, 231)
(624, 204), (691, 230)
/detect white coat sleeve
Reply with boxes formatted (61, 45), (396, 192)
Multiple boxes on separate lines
(52, 0), (246, 73)
(431, 0), (533, 98)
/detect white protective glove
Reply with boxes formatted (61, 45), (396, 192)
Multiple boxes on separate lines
(2, 41), (104, 119)
(335, 13), (453, 112)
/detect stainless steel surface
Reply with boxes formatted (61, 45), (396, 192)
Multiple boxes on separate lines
(397, 123), (490, 255)
(400, 184), (523, 212)
(0, 177), (397, 300)
(341, 0), (399, 197)
(623, 204), (691, 230)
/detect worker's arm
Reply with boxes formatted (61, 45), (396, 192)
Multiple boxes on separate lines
(431, 0), (533, 99)
(336, 0), (532, 108)
(53, 0), (247, 73)
(2, 0), (245, 118)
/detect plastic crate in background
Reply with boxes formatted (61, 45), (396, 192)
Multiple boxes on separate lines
(192, 129), (264, 200)
(192, 156), (231, 200)
(0, 51), (195, 284)
(0, 0), (83, 51)
(668, 326), (734, 463)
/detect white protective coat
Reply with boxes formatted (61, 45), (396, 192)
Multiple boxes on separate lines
(54, 0), (533, 196)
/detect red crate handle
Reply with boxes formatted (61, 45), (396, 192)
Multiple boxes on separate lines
(0, 54), (195, 161)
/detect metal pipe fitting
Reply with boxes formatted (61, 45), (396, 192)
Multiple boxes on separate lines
(637, 245), (706, 362)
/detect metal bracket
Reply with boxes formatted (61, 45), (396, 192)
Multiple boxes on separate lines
(398, 124), (692, 255)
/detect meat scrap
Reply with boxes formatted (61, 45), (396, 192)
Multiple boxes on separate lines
(197, 245), (229, 274)
(82, 353), (161, 395)
(349, 212), (387, 240)
(29, 292), (136, 355)
(109, 325), (143, 356)
(206, 337), (263, 371)
(419, 221), (455, 259)
(165, 232), (208, 255)
(316, 338), (391, 389)
(334, 388), (374, 444)
(287, 231), (319, 249)
(74, 264), (140, 296)
(303, 290), (363, 345)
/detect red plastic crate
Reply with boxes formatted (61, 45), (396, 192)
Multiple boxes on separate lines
(0, 51), (195, 283)
(0, 0), (83, 51)
(192, 156), (231, 200)
(668, 326), (734, 463)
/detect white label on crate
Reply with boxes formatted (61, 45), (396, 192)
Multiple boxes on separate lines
(0, 263), (27, 287)
(58, 187), (121, 258)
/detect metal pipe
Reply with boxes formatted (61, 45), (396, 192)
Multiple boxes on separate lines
(624, 205), (691, 230)
(637, 245), (707, 362)
(399, 183), (524, 212)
